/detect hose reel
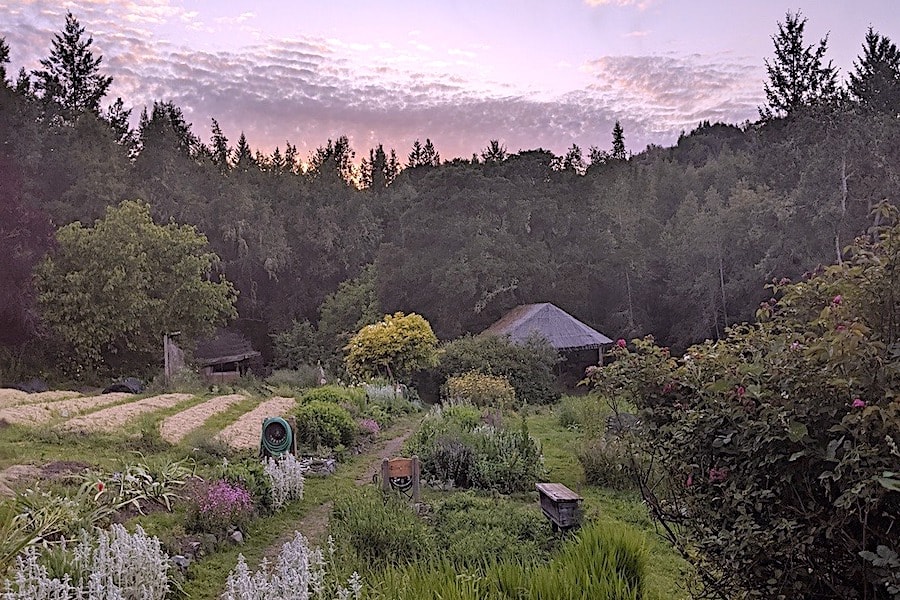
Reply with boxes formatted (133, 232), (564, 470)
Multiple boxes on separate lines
(260, 416), (294, 458)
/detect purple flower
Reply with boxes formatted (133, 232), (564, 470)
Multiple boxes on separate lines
(708, 467), (729, 483)
(358, 418), (380, 435)
(736, 386), (746, 398)
(616, 338), (627, 349)
(852, 398), (866, 408)
(833, 295), (842, 305)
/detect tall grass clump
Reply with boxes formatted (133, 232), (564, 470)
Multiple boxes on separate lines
(369, 521), (648, 600)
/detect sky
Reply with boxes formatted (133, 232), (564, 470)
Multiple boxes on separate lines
(1, 0), (898, 161)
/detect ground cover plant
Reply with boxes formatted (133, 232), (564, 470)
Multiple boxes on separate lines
(587, 206), (900, 599)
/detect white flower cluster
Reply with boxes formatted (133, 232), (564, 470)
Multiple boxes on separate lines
(264, 453), (307, 510)
(3, 524), (169, 600)
(222, 533), (362, 600)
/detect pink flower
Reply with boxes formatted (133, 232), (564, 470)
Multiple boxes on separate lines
(833, 295), (842, 305)
(96, 481), (104, 492)
(836, 324), (847, 332)
(662, 382), (674, 394)
(852, 398), (866, 408)
(708, 467), (729, 483)
(790, 341), (801, 351)
(616, 338), (627, 349)
(686, 474), (693, 487)
(736, 386), (746, 398)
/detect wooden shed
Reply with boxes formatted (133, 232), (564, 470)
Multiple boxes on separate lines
(194, 329), (261, 383)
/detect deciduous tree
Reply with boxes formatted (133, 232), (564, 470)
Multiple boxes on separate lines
(344, 312), (438, 383)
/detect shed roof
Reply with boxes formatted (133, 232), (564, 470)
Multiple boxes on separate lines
(482, 303), (613, 351)
(194, 329), (260, 367)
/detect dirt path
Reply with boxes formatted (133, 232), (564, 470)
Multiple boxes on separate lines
(261, 421), (418, 561)
(0, 393), (131, 426)
(159, 394), (246, 444)
(216, 397), (296, 449)
(63, 393), (194, 432)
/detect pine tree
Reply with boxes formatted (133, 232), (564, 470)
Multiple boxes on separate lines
(850, 27), (900, 114)
(407, 139), (424, 168)
(210, 118), (230, 171)
(0, 37), (10, 85)
(234, 132), (253, 170)
(104, 97), (132, 147)
(481, 140), (508, 164)
(422, 138), (440, 166)
(611, 121), (626, 160)
(386, 149), (400, 185)
(32, 11), (112, 118)
(761, 11), (838, 119)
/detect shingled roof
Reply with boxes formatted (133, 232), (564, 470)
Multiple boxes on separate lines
(194, 329), (260, 367)
(483, 303), (613, 351)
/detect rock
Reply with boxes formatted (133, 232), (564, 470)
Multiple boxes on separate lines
(229, 530), (244, 545)
(171, 555), (191, 571)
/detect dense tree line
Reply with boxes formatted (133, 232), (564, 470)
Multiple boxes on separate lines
(2, 11), (900, 378)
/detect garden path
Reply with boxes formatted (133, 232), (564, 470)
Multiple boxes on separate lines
(261, 421), (418, 560)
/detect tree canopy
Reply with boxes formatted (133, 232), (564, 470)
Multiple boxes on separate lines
(344, 312), (438, 383)
(35, 200), (237, 376)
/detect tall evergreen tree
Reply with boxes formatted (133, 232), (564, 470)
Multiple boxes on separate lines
(234, 132), (253, 170)
(761, 11), (838, 119)
(104, 97), (132, 147)
(0, 37), (10, 85)
(32, 11), (112, 118)
(850, 27), (900, 114)
(210, 118), (231, 172)
(481, 139), (508, 164)
(611, 121), (627, 160)
(422, 138), (440, 166)
(407, 139), (424, 168)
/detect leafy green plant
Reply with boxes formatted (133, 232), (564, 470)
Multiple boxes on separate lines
(83, 453), (194, 513)
(344, 312), (439, 383)
(294, 400), (357, 449)
(439, 334), (560, 404)
(329, 489), (434, 570)
(220, 458), (274, 514)
(586, 206), (900, 598)
(578, 436), (638, 490)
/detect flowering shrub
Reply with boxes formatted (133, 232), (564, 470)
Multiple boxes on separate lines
(586, 207), (900, 599)
(264, 453), (306, 511)
(443, 372), (516, 410)
(188, 479), (254, 535)
(357, 418), (380, 436)
(222, 532), (362, 600)
(221, 458), (274, 514)
(3, 524), (169, 599)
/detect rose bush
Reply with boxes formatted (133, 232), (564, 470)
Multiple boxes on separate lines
(588, 205), (900, 599)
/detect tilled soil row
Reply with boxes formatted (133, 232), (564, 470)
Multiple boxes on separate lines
(0, 392), (132, 426)
(159, 394), (247, 444)
(215, 396), (296, 449)
(63, 393), (195, 432)
(0, 389), (82, 409)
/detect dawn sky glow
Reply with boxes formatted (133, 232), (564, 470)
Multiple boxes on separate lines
(2, 0), (897, 161)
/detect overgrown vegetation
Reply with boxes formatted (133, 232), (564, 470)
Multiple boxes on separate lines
(587, 205), (900, 599)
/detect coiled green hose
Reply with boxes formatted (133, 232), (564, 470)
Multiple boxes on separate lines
(260, 416), (293, 457)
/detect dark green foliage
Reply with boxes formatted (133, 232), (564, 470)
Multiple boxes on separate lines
(271, 320), (325, 369)
(293, 400), (356, 449)
(587, 212), (900, 598)
(439, 335), (559, 405)
(406, 409), (544, 493)
(32, 12), (112, 118)
(850, 27), (900, 114)
(431, 493), (558, 567)
(329, 489), (434, 569)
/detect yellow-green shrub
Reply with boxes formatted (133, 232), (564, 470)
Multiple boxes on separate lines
(444, 372), (516, 409)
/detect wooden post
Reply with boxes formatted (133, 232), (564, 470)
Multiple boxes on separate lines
(381, 458), (390, 493)
(411, 455), (421, 503)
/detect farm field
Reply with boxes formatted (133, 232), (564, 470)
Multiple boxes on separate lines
(0, 384), (691, 599)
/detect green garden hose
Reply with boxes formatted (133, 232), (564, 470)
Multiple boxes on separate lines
(260, 416), (293, 457)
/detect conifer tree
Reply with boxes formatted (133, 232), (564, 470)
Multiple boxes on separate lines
(611, 121), (627, 160)
(761, 11), (838, 119)
(32, 11), (112, 118)
(210, 118), (231, 171)
(407, 139), (424, 168)
(422, 138), (440, 166)
(0, 37), (9, 85)
(850, 27), (900, 114)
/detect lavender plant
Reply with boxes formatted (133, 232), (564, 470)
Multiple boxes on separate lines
(263, 454), (306, 511)
(222, 533), (362, 600)
(189, 479), (254, 535)
(2, 524), (170, 600)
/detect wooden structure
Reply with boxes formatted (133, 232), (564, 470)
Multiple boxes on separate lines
(381, 456), (421, 503)
(193, 329), (261, 383)
(482, 303), (613, 370)
(536, 482), (583, 531)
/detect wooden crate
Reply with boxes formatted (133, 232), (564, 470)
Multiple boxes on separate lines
(536, 482), (583, 530)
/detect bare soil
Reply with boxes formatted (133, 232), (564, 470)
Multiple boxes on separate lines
(216, 397), (296, 449)
(63, 393), (194, 432)
(0, 392), (132, 426)
(0, 389), (81, 409)
(159, 394), (246, 444)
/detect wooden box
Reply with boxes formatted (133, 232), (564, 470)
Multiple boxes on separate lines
(536, 482), (583, 530)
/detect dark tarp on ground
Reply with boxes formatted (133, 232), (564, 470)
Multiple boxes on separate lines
(102, 377), (145, 394)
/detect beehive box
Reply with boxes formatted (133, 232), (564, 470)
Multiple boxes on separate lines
(536, 482), (583, 530)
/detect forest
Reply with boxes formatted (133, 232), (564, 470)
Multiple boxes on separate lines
(3, 12), (900, 381)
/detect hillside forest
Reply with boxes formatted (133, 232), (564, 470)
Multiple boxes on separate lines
(3, 12), (900, 381)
